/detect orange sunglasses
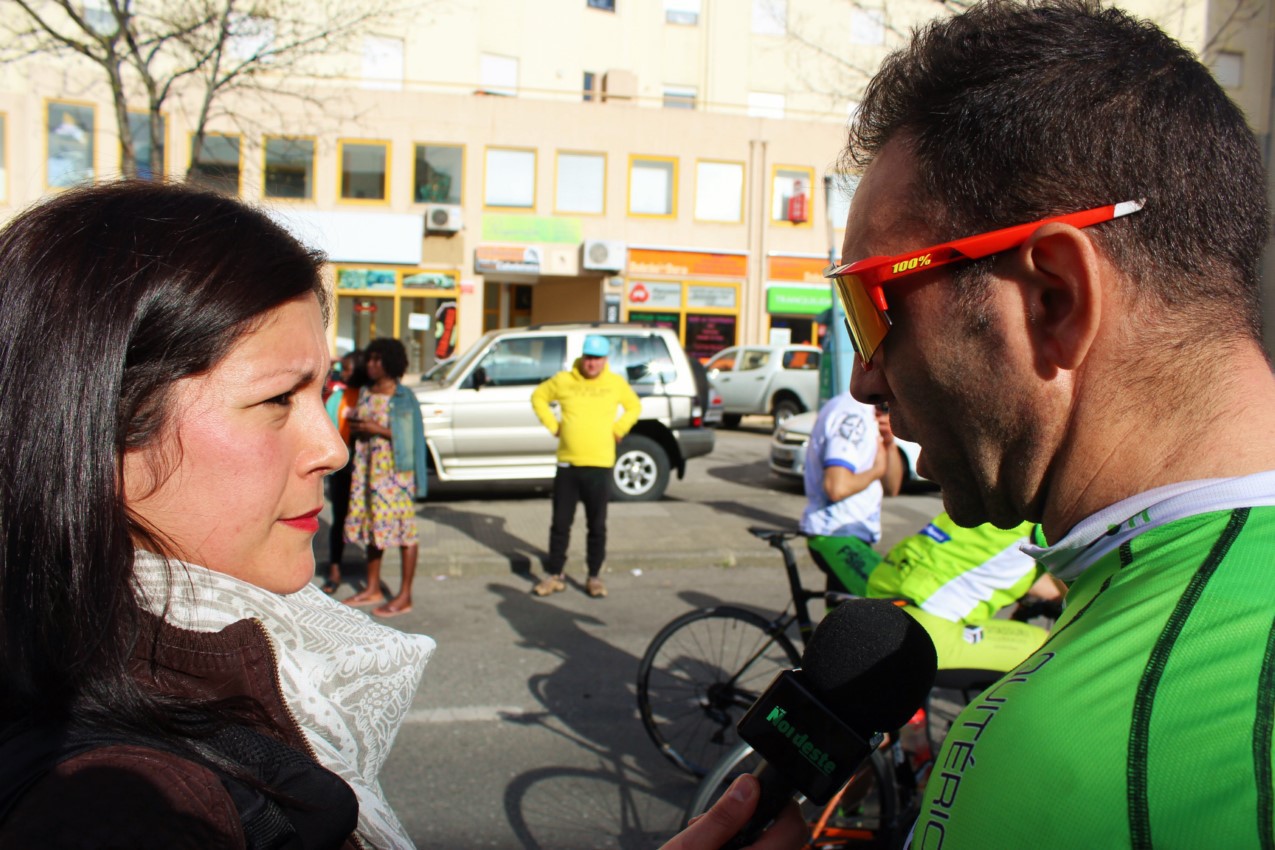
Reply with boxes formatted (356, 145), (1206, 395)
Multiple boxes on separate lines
(824, 200), (1144, 367)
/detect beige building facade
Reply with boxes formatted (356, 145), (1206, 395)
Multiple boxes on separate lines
(1, 0), (1272, 369)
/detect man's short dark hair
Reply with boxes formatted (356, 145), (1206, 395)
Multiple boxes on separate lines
(843, 0), (1269, 342)
(367, 337), (409, 380)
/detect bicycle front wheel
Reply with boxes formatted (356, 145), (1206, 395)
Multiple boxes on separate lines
(637, 606), (800, 777)
(685, 742), (899, 848)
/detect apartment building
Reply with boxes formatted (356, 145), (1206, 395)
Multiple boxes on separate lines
(2, 0), (1271, 370)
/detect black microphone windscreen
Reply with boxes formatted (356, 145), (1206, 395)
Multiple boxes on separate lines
(799, 599), (937, 734)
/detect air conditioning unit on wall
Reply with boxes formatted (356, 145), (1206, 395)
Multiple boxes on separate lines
(581, 239), (627, 272)
(423, 203), (463, 234)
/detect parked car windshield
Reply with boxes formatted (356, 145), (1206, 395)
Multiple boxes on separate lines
(605, 334), (677, 389)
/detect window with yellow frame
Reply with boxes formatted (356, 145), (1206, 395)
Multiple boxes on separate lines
(624, 279), (738, 359)
(46, 100), (95, 189)
(694, 159), (744, 223)
(628, 154), (678, 218)
(125, 111), (164, 179)
(484, 146), (536, 210)
(770, 164), (814, 227)
(338, 139), (390, 203)
(187, 132), (242, 195)
(555, 150), (605, 215)
(264, 137), (315, 200)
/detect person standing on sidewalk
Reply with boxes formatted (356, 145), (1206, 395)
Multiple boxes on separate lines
(530, 335), (640, 599)
(342, 337), (428, 617)
(801, 392), (901, 597)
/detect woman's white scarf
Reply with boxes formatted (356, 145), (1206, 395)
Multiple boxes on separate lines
(133, 553), (435, 850)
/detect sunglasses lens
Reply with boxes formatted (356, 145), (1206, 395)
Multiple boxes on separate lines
(832, 273), (891, 364)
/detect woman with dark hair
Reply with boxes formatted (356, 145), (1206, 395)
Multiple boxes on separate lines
(322, 349), (370, 594)
(342, 337), (428, 617)
(0, 182), (434, 849)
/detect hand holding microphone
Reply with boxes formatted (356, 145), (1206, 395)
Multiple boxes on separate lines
(667, 598), (937, 850)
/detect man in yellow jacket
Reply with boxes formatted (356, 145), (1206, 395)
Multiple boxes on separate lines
(530, 335), (641, 598)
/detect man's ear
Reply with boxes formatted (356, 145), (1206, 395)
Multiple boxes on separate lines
(1015, 222), (1105, 370)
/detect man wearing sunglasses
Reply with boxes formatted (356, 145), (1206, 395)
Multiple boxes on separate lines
(669, 3), (1275, 849)
(810, 2), (1275, 849)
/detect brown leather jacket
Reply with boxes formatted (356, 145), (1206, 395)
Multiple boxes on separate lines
(1, 617), (360, 849)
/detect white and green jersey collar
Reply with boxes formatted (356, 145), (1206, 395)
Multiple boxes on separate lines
(1023, 470), (1275, 582)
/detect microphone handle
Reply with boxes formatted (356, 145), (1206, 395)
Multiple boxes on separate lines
(720, 763), (797, 850)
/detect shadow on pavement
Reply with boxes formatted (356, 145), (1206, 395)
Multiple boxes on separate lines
(427, 504), (546, 576)
(701, 498), (800, 532)
(489, 582), (692, 849)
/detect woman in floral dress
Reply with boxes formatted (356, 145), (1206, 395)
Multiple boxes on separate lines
(343, 337), (428, 617)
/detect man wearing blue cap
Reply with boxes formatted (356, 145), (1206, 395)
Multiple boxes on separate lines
(530, 334), (641, 598)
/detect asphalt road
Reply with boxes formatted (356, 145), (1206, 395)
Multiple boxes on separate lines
(316, 422), (945, 849)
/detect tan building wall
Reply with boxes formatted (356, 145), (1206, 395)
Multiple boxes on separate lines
(2, 0), (1272, 364)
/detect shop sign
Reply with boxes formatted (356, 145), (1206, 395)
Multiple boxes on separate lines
(768, 255), (828, 283)
(475, 245), (542, 275)
(767, 285), (832, 316)
(628, 247), (747, 278)
(337, 268), (397, 291)
(402, 271), (458, 290)
(481, 214), (583, 244)
(685, 314), (737, 361)
(687, 285), (737, 310)
(627, 280), (682, 308)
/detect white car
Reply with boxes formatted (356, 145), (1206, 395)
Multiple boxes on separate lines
(769, 410), (928, 486)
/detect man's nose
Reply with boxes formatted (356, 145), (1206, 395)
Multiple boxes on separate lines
(849, 356), (887, 405)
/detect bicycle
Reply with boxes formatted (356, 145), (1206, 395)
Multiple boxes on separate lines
(635, 526), (830, 779)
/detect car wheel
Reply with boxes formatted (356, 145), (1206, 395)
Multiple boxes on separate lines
(771, 398), (801, 427)
(612, 435), (671, 502)
(721, 414), (742, 429)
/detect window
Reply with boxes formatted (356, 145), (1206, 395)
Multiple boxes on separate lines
(663, 85), (697, 110)
(480, 53), (518, 97)
(782, 349), (820, 370)
(555, 151), (605, 214)
(850, 8), (884, 45)
(739, 349), (771, 371)
(228, 13), (275, 60)
(825, 172), (859, 232)
(485, 147), (536, 209)
(587, 0), (615, 10)
(339, 140), (389, 202)
(47, 101), (95, 188)
(695, 160), (744, 223)
(605, 334), (677, 387)
(1213, 51), (1243, 88)
(414, 144), (463, 203)
(748, 91), (786, 119)
(583, 71), (598, 102)
(126, 112), (164, 179)
(187, 133), (240, 194)
(629, 155), (677, 217)
(362, 36), (404, 91)
(771, 165), (814, 224)
(473, 336), (566, 387)
(706, 349), (737, 372)
(752, 0), (786, 34)
(264, 137), (314, 199)
(83, 0), (116, 35)
(665, 0), (700, 24)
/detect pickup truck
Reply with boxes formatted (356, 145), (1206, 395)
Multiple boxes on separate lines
(704, 344), (822, 428)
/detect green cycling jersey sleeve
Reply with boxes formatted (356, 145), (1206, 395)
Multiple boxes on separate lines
(911, 507), (1275, 849)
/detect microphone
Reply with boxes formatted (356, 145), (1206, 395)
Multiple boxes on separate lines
(722, 598), (937, 849)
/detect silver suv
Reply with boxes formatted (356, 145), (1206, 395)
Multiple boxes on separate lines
(412, 323), (716, 501)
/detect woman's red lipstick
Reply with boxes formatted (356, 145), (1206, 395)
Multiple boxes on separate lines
(280, 507), (322, 533)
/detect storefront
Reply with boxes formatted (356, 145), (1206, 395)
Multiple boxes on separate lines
(623, 247), (746, 361)
(765, 254), (833, 346)
(332, 265), (462, 375)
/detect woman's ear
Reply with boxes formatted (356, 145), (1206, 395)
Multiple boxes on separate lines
(1015, 222), (1106, 371)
